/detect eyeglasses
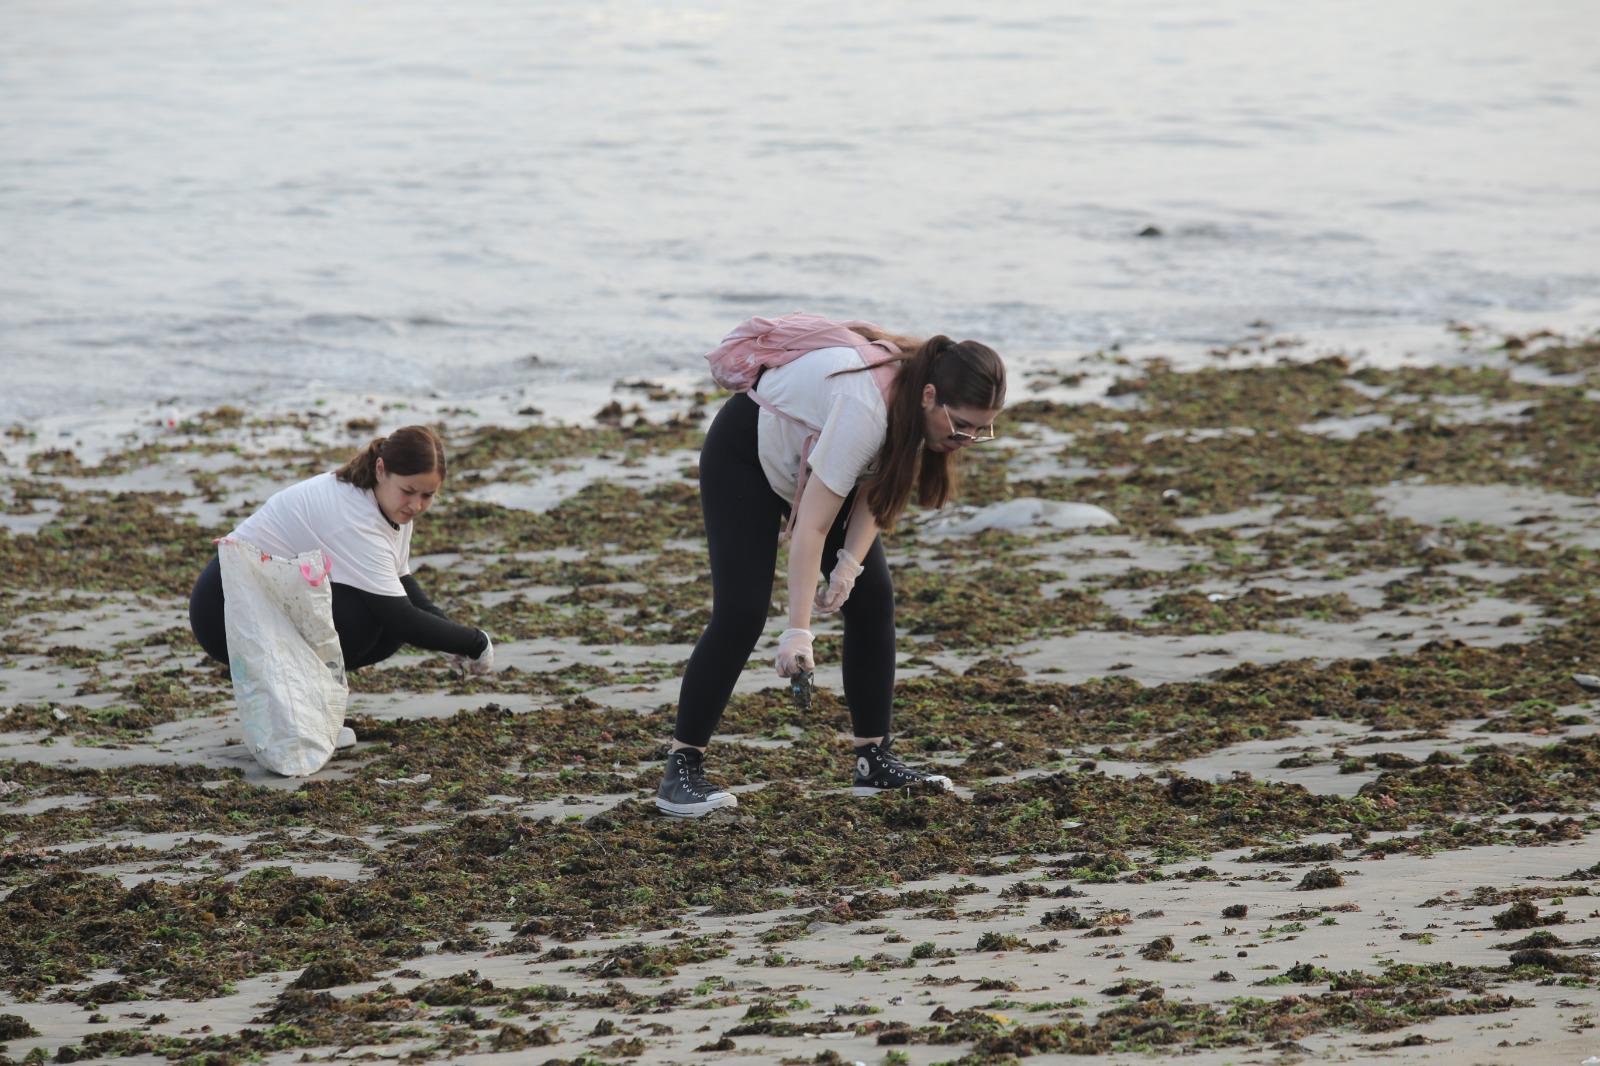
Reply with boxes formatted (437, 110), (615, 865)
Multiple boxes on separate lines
(942, 404), (996, 443)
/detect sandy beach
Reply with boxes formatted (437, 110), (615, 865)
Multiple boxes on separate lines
(2, 323), (1598, 1065)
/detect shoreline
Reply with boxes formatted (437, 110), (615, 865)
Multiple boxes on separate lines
(10, 295), (1600, 473)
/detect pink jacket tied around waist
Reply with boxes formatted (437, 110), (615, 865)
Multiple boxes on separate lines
(705, 312), (901, 537)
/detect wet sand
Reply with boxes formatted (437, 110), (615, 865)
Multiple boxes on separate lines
(2, 324), (1598, 1064)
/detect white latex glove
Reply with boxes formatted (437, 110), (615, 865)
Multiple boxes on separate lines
(813, 548), (864, 615)
(773, 627), (814, 678)
(465, 631), (494, 676)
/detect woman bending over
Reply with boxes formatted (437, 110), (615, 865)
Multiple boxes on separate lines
(658, 325), (1005, 816)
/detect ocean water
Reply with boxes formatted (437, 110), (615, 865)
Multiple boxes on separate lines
(3, 0), (1599, 423)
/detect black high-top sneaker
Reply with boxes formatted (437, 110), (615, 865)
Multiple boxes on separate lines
(655, 748), (738, 817)
(851, 736), (954, 796)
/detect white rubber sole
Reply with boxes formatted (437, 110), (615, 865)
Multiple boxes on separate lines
(655, 793), (738, 817)
(851, 775), (953, 797)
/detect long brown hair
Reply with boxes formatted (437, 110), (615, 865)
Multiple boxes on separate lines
(836, 332), (1006, 529)
(334, 425), (447, 489)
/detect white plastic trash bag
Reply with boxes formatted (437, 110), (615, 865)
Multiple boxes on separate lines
(218, 538), (348, 776)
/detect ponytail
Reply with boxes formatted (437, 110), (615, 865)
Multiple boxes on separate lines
(852, 335), (1005, 530)
(335, 425), (446, 489)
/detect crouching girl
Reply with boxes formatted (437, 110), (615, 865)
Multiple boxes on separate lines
(189, 425), (492, 754)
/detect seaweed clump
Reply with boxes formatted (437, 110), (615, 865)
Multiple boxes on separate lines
(1296, 867), (1346, 891)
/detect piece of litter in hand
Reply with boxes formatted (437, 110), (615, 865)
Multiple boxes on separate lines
(790, 669), (814, 712)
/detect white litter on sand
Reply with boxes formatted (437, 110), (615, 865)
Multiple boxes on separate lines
(922, 497), (1119, 536)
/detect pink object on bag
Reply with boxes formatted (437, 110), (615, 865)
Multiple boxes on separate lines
(299, 557), (332, 586)
(705, 312), (902, 538)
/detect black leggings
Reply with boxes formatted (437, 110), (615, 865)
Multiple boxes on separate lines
(189, 557), (403, 671)
(674, 393), (896, 747)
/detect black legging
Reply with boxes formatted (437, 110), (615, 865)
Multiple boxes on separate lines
(190, 557), (405, 671)
(674, 392), (896, 746)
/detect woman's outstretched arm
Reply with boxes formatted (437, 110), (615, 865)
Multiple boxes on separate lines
(358, 586), (487, 657)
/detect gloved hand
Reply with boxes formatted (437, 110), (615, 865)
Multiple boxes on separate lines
(773, 627), (814, 678)
(456, 631), (494, 676)
(813, 548), (864, 614)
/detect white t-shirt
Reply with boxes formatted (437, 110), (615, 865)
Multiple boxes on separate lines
(754, 346), (891, 503)
(230, 472), (412, 596)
